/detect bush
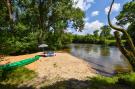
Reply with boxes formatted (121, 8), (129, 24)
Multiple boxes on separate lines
(0, 23), (39, 55)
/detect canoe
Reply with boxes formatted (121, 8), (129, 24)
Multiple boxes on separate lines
(0, 55), (40, 71)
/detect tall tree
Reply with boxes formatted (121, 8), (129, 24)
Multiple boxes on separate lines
(108, 0), (135, 70)
(0, 0), (85, 54)
(100, 25), (111, 40)
(5, 0), (13, 21)
(116, 0), (135, 44)
(127, 24), (135, 44)
(116, 0), (135, 26)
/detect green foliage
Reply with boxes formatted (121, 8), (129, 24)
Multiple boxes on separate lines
(93, 30), (99, 39)
(116, 0), (135, 45)
(116, 1), (135, 26)
(46, 33), (73, 50)
(72, 34), (116, 45)
(0, 0), (84, 55)
(100, 25), (112, 40)
(0, 23), (39, 54)
(72, 34), (103, 44)
(0, 67), (36, 84)
(127, 23), (135, 44)
(108, 0), (135, 70)
(1, 71), (134, 89)
(104, 40), (126, 46)
(72, 25), (115, 45)
(41, 73), (135, 89)
(117, 73), (135, 87)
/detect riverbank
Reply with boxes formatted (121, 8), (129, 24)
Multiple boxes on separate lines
(1, 52), (135, 89)
(73, 40), (126, 46)
(0, 52), (96, 88)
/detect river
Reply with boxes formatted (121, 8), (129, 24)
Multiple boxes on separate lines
(69, 44), (132, 76)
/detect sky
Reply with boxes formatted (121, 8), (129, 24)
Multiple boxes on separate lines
(67, 0), (131, 35)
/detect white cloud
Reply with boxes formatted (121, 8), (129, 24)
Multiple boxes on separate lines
(66, 20), (104, 35)
(73, 0), (94, 11)
(112, 18), (130, 29)
(110, 18), (131, 34)
(84, 20), (104, 30)
(105, 3), (120, 14)
(112, 18), (124, 27)
(83, 20), (104, 34)
(112, 18), (118, 25)
(91, 11), (99, 16)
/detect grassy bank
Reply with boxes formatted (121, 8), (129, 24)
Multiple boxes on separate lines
(0, 68), (135, 89)
(105, 40), (126, 46)
(41, 72), (135, 89)
(0, 67), (37, 89)
(0, 64), (135, 89)
(73, 39), (126, 46)
(0, 52), (134, 89)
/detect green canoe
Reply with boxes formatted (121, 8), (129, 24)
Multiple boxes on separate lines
(0, 55), (41, 71)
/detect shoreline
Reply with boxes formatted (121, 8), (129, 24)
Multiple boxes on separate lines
(0, 52), (96, 83)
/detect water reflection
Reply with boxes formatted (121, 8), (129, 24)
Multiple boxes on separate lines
(100, 46), (110, 56)
(70, 44), (132, 76)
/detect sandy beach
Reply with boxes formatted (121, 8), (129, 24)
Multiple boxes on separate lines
(0, 52), (96, 87)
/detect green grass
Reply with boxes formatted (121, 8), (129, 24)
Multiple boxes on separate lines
(106, 40), (126, 43)
(117, 72), (135, 87)
(0, 66), (134, 89)
(0, 67), (37, 89)
(41, 73), (135, 89)
(105, 40), (126, 46)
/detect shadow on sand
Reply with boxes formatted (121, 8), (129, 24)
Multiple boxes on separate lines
(0, 77), (133, 89)
(41, 78), (131, 89)
(0, 83), (34, 89)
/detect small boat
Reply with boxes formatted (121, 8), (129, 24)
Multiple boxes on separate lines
(0, 55), (41, 71)
(44, 51), (56, 57)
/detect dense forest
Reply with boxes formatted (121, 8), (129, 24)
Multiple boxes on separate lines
(72, 25), (116, 45)
(0, 0), (84, 54)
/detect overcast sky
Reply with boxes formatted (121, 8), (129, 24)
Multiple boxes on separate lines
(67, 0), (131, 35)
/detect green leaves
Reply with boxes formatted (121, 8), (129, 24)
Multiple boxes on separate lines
(100, 25), (112, 40)
(0, 0), (85, 54)
(116, 1), (135, 44)
(116, 1), (135, 25)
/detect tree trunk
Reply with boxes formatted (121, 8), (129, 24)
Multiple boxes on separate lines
(108, 0), (135, 70)
(4, 0), (15, 35)
(5, 0), (13, 21)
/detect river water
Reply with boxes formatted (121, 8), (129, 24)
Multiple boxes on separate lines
(69, 44), (132, 76)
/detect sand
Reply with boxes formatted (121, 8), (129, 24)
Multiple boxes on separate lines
(0, 52), (96, 87)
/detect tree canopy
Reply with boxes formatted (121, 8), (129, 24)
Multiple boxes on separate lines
(0, 0), (85, 54)
(100, 25), (112, 40)
(108, 0), (135, 69)
(116, 0), (135, 26)
(116, 0), (135, 44)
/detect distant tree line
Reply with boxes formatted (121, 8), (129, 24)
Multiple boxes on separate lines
(72, 25), (116, 45)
